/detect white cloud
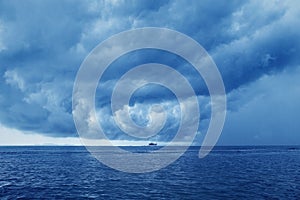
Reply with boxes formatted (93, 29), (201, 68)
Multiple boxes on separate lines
(4, 70), (25, 91)
(113, 103), (166, 138)
(0, 123), (81, 146)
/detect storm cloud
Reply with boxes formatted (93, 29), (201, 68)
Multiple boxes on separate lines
(0, 0), (299, 144)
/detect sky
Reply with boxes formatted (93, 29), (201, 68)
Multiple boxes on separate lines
(0, 0), (300, 146)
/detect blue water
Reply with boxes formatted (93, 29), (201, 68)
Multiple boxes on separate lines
(0, 146), (299, 199)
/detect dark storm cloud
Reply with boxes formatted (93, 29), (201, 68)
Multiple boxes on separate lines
(0, 0), (299, 143)
(219, 66), (300, 145)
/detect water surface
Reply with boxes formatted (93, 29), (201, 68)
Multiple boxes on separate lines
(0, 146), (299, 199)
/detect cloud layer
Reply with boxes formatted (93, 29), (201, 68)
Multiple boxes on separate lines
(0, 0), (299, 145)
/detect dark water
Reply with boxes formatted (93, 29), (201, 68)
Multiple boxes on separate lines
(0, 146), (299, 199)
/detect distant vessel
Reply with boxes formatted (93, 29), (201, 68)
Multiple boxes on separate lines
(148, 142), (157, 146)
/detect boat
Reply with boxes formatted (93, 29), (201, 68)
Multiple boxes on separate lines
(148, 142), (157, 146)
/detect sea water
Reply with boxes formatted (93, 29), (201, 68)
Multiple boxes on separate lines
(0, 146), (299, 199)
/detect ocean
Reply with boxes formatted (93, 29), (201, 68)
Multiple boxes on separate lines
(0, 146), (299, 199)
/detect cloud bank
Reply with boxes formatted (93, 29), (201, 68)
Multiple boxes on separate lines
(0, 0), (299, 144)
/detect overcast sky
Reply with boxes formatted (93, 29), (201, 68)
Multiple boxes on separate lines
(0, 0), (300, 145)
